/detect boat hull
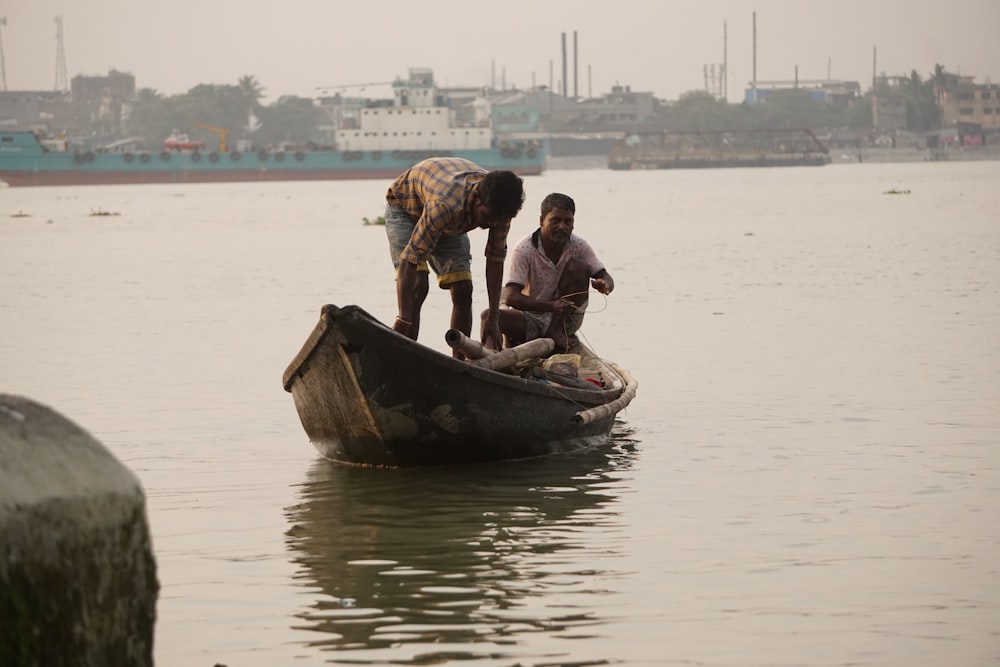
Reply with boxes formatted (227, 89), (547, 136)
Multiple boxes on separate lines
(0, 165), (413, 187)
(0, 133), (544, 187)
(609, 154), (832, 170)
(607, 128), (832, 170)
(282, 305), (634, 467)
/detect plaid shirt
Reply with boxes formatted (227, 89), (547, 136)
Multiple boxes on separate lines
(386, 158), (510, 265)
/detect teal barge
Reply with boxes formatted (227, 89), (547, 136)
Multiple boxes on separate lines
(0, 68), (544, 187)
(0, 131), (543, 187)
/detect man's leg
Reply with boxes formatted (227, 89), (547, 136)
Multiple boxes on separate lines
(484, 308), (528, 349)
(449, 279), (473, 337)
(385, 203), (430, 338)
(409, 271), (430, 340)
(429, 233), (473, 358)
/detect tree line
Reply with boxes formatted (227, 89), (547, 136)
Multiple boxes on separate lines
(117, 75), (330, 150)
(656, 65), (943, 135)
(109, 67), (948, 148)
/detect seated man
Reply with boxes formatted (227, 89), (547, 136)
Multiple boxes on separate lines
(490, 192), (614, 351)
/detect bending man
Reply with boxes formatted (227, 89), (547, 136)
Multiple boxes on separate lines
(385, 157), (525, 352)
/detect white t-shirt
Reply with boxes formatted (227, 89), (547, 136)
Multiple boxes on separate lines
(505, 229), (604, 300)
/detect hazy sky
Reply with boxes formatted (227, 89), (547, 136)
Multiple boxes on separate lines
(4, 0), (999, 103)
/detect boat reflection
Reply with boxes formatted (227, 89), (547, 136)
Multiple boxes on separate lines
(284, 424), (637, 664)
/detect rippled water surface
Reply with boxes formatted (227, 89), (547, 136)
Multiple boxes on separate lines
(2, 161), (998, 666)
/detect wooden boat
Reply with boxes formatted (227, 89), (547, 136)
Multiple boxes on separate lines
(282, 304), (637, 467)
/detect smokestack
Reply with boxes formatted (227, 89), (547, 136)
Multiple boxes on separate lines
(872, 45), (877, 90)
(561, 32), (567, 97)
(723, 21), (728, 101)
(573, 30), (578, 98)
(872, 46), (878, 126)
(751, 11), (757, 103)
(549, 60), (554, 112)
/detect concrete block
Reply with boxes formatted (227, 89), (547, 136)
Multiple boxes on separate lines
(0, 394), (158, 667)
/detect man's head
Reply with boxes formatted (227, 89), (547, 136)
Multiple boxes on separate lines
(472, 170), (525, 228)
(540, 192), (575, 220)
(539, 192), (575, 247)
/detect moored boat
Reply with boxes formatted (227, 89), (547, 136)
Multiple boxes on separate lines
(0, 131), (543, 187)
(162, 131), (205, 152)
(0, 70), (544, 187)
(282, 304), (637, 467)
(608, 128), (832, 170)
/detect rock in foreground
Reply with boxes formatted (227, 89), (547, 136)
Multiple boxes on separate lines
(0, 394), (157, 667)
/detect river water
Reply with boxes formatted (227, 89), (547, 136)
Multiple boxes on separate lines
(2, 161), (998, 666)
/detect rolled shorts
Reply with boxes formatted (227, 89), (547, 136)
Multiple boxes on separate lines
(520, 297), (588, 339)
(385, 203), (473, 289)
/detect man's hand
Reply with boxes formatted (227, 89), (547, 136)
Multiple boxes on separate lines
(481, 311), (502, 351)
(551, 298), (579, 314)
(591, 277), (613, 295)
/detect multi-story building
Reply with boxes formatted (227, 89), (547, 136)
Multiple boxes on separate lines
(0, 90), (74, 131)
(745, 79), (861, 109)
(71, 69), (136, 138)
(871, 75), (910, 132)
(934, 73), (1000, 139)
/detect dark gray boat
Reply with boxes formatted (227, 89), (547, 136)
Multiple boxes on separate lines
(608, 128), (832, 170)
(282, 304), (637, 467)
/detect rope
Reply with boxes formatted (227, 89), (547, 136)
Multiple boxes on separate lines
(557, 290), (608, 313)
(552, 290), (608, 355)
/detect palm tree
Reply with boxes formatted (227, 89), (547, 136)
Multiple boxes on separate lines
(237, 75), (265, 111)
(236, 75), (266, 139)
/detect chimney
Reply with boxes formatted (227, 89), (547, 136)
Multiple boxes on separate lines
(574, 30), (579, 98)
(561, 32), (567, 97)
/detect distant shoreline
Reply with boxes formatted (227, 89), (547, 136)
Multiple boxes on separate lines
(836, 146), (1000, 164)
(547, 147), (1000, 170)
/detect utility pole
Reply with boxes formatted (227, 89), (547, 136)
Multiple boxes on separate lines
(55, 15), (68, 92)
(872, 46), (879, 128)
(751, 11), (757, 104)
(0, 16), (7, 90)
(0, 17), (7, 91)
(723, 20), (728, 101)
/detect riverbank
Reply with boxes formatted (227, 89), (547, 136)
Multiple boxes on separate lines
(548, 146), (1000, 170)
(837, 145), (1000, 164)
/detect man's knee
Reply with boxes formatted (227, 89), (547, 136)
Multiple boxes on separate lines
(494, 309), (528, 348)
(449, 280), (473, 304)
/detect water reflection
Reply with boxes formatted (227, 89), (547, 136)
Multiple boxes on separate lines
(284, 425), (637, 664)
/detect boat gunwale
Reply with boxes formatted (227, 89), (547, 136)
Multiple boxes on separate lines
(282, 304), (625, 406)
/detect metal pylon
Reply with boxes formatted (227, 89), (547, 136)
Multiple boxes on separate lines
(54, 15), (68, 92)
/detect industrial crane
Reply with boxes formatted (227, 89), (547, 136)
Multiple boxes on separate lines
(191, 121), (228, 152)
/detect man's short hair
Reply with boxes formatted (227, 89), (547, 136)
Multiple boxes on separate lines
(540, 192), (575, 218)
(479, 171), (525, 220)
